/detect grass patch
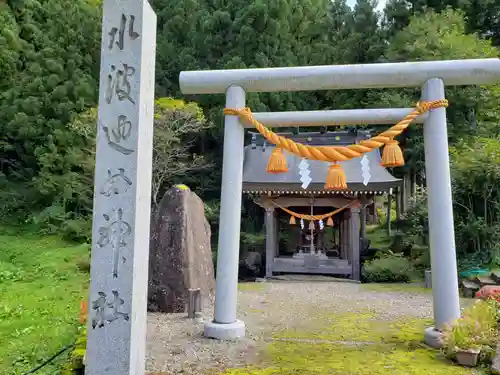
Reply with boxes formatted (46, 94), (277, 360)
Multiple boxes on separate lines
(220, 309), (481, 374)
(238, 282), (266, 292)
(0, 229), (89, 374)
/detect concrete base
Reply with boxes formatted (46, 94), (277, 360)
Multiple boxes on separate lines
(424, 327), (444, 349)
(204, 320), (246, 340)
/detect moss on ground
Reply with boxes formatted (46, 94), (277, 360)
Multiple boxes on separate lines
(360, 282), (431, 294)
(220, 309), (482, 375)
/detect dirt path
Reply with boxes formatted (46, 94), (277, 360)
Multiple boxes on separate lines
(146, 281), (455, 374)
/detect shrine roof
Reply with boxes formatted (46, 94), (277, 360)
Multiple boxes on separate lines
(243, 130), (401, 193)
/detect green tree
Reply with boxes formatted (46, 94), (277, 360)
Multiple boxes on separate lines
(329, 0), (354, 64)
(386, 9), (500, 269)
(382, 9), (498, 183)
(324, 0), (387, 110)
(151, 0), (338, 203)
(466, 0), (500, 46)
(450, 137), (500, 267)
(382, 0), (500, 46)
(153, 0), (335, 112)
(0, 0), (101, 220)
(46, 98), (214, 240)
(347, 0), (385, 64)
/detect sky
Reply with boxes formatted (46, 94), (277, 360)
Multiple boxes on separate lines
(346, 0), (389, 12)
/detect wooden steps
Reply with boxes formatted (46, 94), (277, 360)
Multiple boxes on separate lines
(461, 279), (481, 298)
(460, 271), (500, 298)
(491, 271), (500, 284)
(475, 275), (498, 286)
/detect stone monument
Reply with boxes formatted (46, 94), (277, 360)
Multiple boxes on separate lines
(85, 1), (156, 374)
(148, 185), (215, 313)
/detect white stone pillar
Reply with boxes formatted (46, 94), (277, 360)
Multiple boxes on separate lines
(85, 1), (156, 374)
(421, 78), (461, 346)
(204, 86), (246, 340)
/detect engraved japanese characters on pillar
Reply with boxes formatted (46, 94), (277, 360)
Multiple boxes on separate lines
(97, 208), (132, 278)
(106, 63), (136, 104)
(91, 290), (130, 329)
(102, 115), (135, 155)
(87, 2), (156, 374)
(100, 168), (133, 197)
(108, 14), (140, 51)
(94, 9), (139, 287)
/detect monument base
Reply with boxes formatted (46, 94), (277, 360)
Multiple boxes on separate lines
(424, 327), (444, 349)
(204, 319), (246, 340)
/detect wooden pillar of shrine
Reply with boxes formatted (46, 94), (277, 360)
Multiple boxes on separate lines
(411, 169), (417, 198)
(387, 192), (392, 237)
(369, 194), (378, 224)
(275, 211), (280, 256)
(360, 206), (366, 241)
(395, 187), (401, 221)
(350, 207), (361, 281)
(401, 175), (408, 214)
(344, 210), (351, 262)
(339, 214), (345, 259)
(265, 207), (277, 278)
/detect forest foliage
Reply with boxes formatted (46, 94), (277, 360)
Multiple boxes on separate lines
(0, 0), (500, 269)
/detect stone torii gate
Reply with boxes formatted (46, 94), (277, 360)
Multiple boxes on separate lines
(179, 59), (500, 345)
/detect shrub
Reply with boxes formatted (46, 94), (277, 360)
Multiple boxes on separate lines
(362, 254), (414, 283)
(443, 299), (499, 360)
(240, 231), (265, 255)
(410, 244), (431, 273)
(391, 233), (413, 256)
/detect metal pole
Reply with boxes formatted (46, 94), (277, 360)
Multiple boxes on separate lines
(204, 86), (246, 340)
(421, 78), (460, 340)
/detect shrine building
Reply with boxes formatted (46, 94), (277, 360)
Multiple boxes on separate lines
(242, 130), (401, 281)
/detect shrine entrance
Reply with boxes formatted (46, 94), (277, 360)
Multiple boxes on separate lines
(178, 58), (500, 345)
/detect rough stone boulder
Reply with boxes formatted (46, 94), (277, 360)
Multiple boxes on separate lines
(148, 185), (215, 313)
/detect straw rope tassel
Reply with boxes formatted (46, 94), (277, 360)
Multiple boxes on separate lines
(289, 216), (296, 225)
(267, 147), (288, 174)
(324, 163), (347, 191)
(326, 217), (334, 227)
(381, 139), (405, 167)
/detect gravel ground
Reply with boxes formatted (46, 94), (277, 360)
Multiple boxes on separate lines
(145, 281), (455, 374)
